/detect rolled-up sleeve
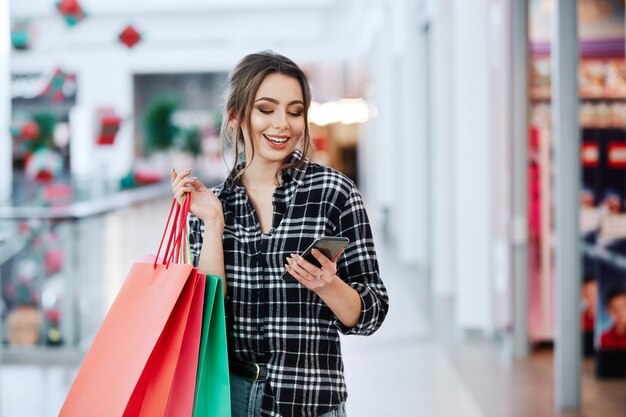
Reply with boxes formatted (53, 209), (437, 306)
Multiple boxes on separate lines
(333, 186), (389, 336)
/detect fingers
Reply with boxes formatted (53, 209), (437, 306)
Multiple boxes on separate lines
(171, 169), (206, 207)
(171, 168), (192, 192)
(172, 168), (192, 202)
(174, 187), (191, 203)
(187, 177), (207, 192)
(181, 177), (198, 191)
(311, 249), (334, 268)
(287, 254), (324, 281)
(285, 260), (310, 284)
(285, 248), (342, 282)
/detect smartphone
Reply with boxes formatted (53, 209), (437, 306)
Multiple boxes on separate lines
(282, 236), (350, 282)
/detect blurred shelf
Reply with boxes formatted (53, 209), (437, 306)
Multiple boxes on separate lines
(1, 346), (85, 366)
(530, 96), (626, 102)
(0, 182), (171, 220)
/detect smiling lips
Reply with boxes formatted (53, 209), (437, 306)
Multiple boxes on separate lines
(263, 134), (290, 149)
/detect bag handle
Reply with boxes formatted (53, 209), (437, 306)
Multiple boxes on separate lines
(170, 196), (191, 266)
(163, 200), (182, 266)
(154, 198), (177, 269)
(154, 196), (191, 269)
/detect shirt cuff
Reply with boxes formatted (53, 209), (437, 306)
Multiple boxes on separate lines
(333, 282), (379, 336)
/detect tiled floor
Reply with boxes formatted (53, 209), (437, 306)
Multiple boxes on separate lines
(1, 198), (625, 417)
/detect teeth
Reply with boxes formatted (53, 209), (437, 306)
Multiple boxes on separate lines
(264, 134), (288, 144)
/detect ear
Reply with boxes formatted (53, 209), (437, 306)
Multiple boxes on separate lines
(227, 109), (238, 129)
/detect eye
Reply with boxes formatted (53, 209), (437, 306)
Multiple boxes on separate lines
(258, 108), (273, 114)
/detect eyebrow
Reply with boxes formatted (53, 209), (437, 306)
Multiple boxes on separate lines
(255, 97), (304, 106)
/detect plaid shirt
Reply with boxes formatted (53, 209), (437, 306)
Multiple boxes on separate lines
(189, 150), (389, 417)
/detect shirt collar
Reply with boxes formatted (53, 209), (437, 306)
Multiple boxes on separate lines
(280, 148), (308, 186)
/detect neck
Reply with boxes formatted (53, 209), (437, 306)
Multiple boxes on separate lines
(242, 157), (282, 190)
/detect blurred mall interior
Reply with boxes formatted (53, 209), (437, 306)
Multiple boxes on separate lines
(1, 0), (626, 416)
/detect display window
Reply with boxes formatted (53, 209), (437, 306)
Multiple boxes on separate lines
(528, 0), (626, 377)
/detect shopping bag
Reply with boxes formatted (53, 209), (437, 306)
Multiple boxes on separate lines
(130, 199), (207, 417)
(59, 197), (206, 417)
(163, 273), (206, 416)
(123, 272), (204, 417)
(193, 274), (231, 417)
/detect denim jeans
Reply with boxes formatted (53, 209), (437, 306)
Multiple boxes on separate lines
(230, 372), (347, 417)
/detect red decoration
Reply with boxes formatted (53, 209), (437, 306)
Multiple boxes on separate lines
(96, 109), (122, 145)
(45, 250), (64, 274)
(35, 170), (54, 183)
(56, 0), (86, 26)
(581, 142), (599, 167)
(20, 121), (39, 140)
(43, 183), (73, 205)
(46, 309), (61, 324)
(58, 0), (79, 14)
(608, 142), (626, 168)
(119, 25), (141, 48)
(41, 68), (75, 102)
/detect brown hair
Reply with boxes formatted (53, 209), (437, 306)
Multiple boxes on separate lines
(221, 50), (313, 185)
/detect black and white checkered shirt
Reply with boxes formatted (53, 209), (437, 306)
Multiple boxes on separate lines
(189, 150), (389, 417)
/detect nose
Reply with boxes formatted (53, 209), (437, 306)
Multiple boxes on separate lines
(272, 112), (287, 130)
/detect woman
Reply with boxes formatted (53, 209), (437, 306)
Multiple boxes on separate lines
(171, 51), (388, 417)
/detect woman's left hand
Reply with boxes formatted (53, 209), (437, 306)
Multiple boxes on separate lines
(285, 249), (345, 292)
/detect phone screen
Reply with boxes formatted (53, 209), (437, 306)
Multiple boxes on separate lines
(282, 236), (349, 282)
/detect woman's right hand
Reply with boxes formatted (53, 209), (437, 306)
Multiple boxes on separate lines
(171, 168), (224, 227)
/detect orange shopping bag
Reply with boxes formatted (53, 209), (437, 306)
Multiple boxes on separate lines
(59, 197), (205, 417)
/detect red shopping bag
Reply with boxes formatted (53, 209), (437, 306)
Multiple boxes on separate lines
(164, 271), (206, 416)
(59, 197), (205, 417)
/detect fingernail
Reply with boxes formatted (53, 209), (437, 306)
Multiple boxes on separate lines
(171, 168), (175, 174)
(189, 176), (197, 180)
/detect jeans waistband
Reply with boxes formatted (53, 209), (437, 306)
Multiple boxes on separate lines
(230, 360), (268, 382)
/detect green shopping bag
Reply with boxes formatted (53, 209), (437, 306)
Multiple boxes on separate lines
(193, 274), (231, 417)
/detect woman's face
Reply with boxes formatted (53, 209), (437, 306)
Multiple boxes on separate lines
(240, 73), (305, 165)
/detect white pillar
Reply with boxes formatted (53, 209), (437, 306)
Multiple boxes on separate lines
(430, 0), (456, 296)
(511, 0), (530, 359)
(488, 0), (514, 341)
(368, 5), (399, 244)
(72, 52), (134, 183)
(452, 0), (493, 333)
(397, 0), (428, 266)
(552, 0), (581, 410)
(0, 0), (11, 203)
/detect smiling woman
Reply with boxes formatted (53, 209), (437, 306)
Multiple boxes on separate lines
(170, 50), (389, 417)
(241, 73), (305, 158)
